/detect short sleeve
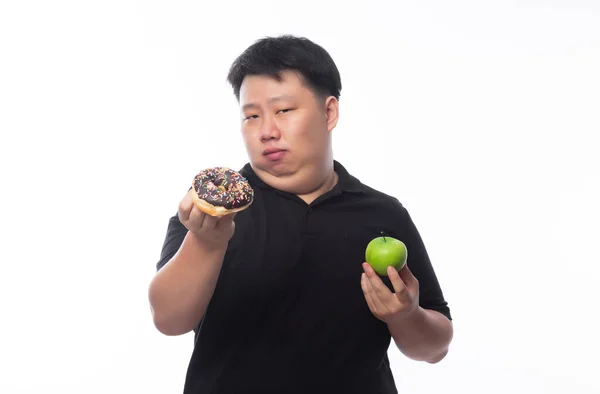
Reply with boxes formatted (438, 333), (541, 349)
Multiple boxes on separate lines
(396, 203), (452, 321)
(156, 213), (188, 271)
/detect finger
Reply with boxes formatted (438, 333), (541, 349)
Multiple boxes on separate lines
(178, 190), (194, 222)
(186, 203), (206, 226)
(399, 264), (419, 290)
(362, 263), (393, 300)
(362, 262), (378, 278)
(202, 214), (220, 229)
(387, 266), (408, 295)
(221, 212), (237, 223)
(361, 273), (377, 312)
(215, 212), (236, 230)
(362, 268), (388, 312)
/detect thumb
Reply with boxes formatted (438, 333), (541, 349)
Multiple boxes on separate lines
(217, 212), (237, 225)
(226, 212), (238, 221)
(399, 264), (418, 289)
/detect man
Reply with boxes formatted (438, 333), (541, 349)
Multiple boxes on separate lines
(149, 35), (453, 394)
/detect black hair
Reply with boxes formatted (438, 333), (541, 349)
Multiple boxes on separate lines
(226, 35), (342, 102)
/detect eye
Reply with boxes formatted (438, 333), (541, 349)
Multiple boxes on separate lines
(244, 115), (259, 121)
(277, 109), (293, 114)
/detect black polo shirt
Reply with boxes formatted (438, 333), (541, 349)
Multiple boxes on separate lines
(156, 161), (451, 394)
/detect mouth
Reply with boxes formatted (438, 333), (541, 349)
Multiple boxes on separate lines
(262, 148), (287, 161)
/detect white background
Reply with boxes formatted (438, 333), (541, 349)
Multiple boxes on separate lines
(1, 0), (599, 393)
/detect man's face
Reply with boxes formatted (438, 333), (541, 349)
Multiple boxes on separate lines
(238, 70), (337, 179)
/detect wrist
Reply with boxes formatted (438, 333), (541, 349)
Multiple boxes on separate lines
(388, 305), (425, 328)
(187, 231), (229, 255)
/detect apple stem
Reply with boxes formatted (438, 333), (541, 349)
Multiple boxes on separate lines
(381, 231), (386, 242)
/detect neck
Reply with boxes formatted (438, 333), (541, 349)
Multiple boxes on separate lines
(251, 159), (338, 205)
(296, 168), (338, 204)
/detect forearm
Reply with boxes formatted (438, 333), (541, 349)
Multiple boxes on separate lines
(148, 232), (226, 336)
(388, 307), (453, 363)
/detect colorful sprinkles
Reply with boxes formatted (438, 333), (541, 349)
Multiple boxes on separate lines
(193, 167), (254, 209)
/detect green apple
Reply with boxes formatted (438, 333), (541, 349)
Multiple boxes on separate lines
(365, 234), (408, 276)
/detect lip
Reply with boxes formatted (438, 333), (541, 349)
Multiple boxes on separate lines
(262, 148), (287, 161)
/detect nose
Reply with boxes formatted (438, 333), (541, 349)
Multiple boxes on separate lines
(259, 116), (281, 141)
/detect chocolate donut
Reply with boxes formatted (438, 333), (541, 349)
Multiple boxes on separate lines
(191, 167), (254, 216)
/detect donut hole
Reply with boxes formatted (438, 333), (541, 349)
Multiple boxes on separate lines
(212, 177), (224, 187)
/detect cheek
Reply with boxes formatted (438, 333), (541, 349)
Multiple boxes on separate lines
(288, 117), (328, 153)
(286, 112), (320, 135)
(240, 129), (257, 150)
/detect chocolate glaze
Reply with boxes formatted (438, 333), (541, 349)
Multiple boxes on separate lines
(193, 167), (254, 209)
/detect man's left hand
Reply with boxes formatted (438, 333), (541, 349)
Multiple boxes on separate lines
(361, 262), (420, 324)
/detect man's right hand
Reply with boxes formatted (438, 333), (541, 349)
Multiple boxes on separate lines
(149, 189), (235, 335)
(178, 189), (236, 251)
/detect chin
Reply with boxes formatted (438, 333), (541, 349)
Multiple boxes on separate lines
(253, 158), (292, 176)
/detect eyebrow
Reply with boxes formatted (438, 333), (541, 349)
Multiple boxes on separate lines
(242, 95), (295, 111)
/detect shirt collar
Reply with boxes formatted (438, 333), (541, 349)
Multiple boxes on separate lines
(239, 160), (364, 194)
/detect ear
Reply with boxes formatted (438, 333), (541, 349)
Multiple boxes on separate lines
(324, 96), (339, 132)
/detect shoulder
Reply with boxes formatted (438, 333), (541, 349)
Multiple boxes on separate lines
(337, 161), (404, 206)
(343, 173), (419, 239)
(355, 181), (409, 216)
(336, 161), (413, 220)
